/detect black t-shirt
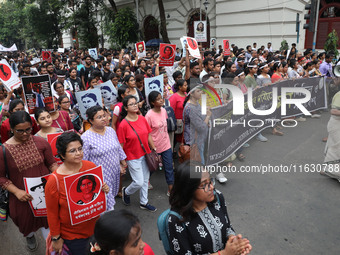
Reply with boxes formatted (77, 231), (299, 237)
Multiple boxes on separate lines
(67, 77), (83, 92)
(80, 66), (94, 84)
(102, 70), (112, 82)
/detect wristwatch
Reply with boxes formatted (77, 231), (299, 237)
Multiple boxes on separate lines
(51, 236), (61, 242)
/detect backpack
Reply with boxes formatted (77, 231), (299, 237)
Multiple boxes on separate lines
(157, 191), (220, 255)
(164, 99), (177, 132)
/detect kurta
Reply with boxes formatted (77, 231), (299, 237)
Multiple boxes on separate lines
(0, 136), (56, 236)
(82, 127), (126, 210)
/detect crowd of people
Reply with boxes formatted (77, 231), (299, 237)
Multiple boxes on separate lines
(0, 40), (339, 255)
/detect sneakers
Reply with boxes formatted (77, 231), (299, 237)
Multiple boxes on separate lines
(26, 234), (38, 252)
(216, 173), (228, 183)
(257, 133), (268, 142)
(140, 203), (157, 212)
(148, 181), (153, 190)
(296, 117), (306, 122)
(311, 114), (321, 118)
(122, 187), (130, 205)
(243, 143), (250, 148)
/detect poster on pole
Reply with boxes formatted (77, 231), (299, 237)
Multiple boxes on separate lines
(89, 48), (98, 60)
(42, 51), (52, 63)
(0, 59), (22, 91)
(64, 166), (106, 225)
(24, 174), (51, 217)
(21, 75), (54, 114)
(145, 75), (164, 105)
(223, 39), (231, 56)
(75, 88), (102, 119)
(210, 38), (216, 49)
(181, 37), (201, 59)
(135, 41), (146, 58)
(194, 21), (207, 42)
(26, 48), (38, 58)
(100, 80), (117, 109)
(159, 43), (176, 67)
(47, 132), (64, 165)
(58, 48), (65, 53)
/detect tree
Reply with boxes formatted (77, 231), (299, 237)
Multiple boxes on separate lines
(105, 7), (139, 48)
(324, 29), (339, 59)
(157, 0), (170, 43)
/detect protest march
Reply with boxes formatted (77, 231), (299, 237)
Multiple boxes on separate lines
(0, 32), (340, 255)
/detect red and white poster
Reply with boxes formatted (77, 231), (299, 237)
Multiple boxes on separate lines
(223, 39), (231, 56)
(64, 166), (106, 225)
(135, 41), (146, 58)
(0, 59), (21, 91)
(159, 43), (176, 67)
(47, 132), (64, 165)
(24, 174), (51, 217)
(180, 37), (201, 59)
(42, 51), (52, 63)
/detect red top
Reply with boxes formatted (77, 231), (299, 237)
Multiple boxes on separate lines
(117, 116), (152, 161)
(45, 160), (98, 240)
(51, 110), (74, 131)
(169, 93), (186, 119)
(0, 116), (40, 144)
(113, 102), (123, 131)
(271, 72), (283, 83)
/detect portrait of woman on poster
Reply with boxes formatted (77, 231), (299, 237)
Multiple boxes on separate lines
(196, 22), (204, 33)
(76, 175), (98, 205)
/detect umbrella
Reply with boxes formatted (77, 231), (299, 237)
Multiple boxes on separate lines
(145, 38), (163, 47)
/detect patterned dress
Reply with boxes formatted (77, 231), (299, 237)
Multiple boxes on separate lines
(0, 136), (57, 236)
(82, 127), (126, 210)
(168, 190), (235, 254)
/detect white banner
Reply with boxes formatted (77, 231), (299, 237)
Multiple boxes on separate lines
(180, 37), (201, 59)
(0, 59), (21, 90)
(194, 21), (207, 42)
(0, 43), (17, 52)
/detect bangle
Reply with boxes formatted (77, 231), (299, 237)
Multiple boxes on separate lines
(51, 236), (61, 242)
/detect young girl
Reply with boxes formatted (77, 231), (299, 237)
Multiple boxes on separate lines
(111, 85), (130, 132)
(244, 62), (259, 89)
(256, 63), (272, 87)
(146, 91), (174, 196)
(34, 108), (63, 140)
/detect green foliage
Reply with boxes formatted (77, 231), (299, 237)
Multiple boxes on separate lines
(105, 7), (139, 48)
(324, 29), (339, 59)
(279, 40), (289, 52)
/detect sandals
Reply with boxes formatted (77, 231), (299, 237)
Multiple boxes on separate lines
(272, 129), (284, 136)
(237, 154), (245, 161)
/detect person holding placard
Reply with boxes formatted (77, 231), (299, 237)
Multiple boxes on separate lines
(34, 108), (63, 141)
(45, 132), (109, 255)
(0, 111), (57, 251)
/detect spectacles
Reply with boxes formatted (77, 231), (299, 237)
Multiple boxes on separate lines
(14, 127), (32, 134)
(66, 146), (83, 154)
(95, 114), (106, 120)
(127, 102), (138, 107)
(197, 179), (215, 192)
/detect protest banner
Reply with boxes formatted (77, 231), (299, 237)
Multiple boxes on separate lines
(223, 40), (231, 56)
(47, 132), (64, 165)
(24, 174), (51, 217)
(145, 74), (164, 105)
(159, 43), (176, 67)
(206, 77), (327, 165)
(181, 37), (201, 59)
(135, 41), (146, 58)
(42, 51), (52, 63)
(21, 75), (54, 114)
(26, 48), (38, 58)
(180, 36), (187, 58)
(100, 80), (117, 109)
(58, 48), (65, 53)
(194, 21), (207, 42)
(0, 43), (17, 52)
(210, 38), (216, 49)
(89, 48), (98, 60)
(0, 59), (21, 90)
(64, 166), (106, 225)
(75, 88), (102, 119)
(30, 58), (41, 66)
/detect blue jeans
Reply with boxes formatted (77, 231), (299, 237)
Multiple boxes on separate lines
(126, 155), (150, 205)
(159, 148), (174, 185)
(63, 238), (89, 255)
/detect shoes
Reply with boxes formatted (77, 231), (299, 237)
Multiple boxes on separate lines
(140, 203), (157, 212)
(243, 143), (250, 148)
(237, 153), (246, 162)
(148, 181), (153, 190)
(322, 137), (328, 143)
(272, 130), (284, 136)
(311, 114), (321, 118)
(122, 187), (130, 205)
(167, 191), (171, 197)
(257, 133), (268, 142)
(296, 117), (306, 122)
(322, 170), (340, 182)
(216, 173), (228, 183)
(26, 234), (38, 252)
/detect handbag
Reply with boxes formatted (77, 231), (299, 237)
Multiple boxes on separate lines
(46, 232), (72, 255)
(125, 119), (161, 173)
(178, 114), (202, 163)
(0, 145), (9, 221)
(174, 119), (183, 134)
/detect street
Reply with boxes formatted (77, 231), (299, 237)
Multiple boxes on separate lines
(1, 111), (339, 255)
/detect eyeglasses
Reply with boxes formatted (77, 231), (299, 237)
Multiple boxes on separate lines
(14, 127), (32, 134)
(95, 114), (106, 120)
(127, 102), (138, 107)
(66, 146), (83, 154)
(197, 179), (215, 192)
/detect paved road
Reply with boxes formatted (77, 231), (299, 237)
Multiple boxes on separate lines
(1, 111), (339, 255)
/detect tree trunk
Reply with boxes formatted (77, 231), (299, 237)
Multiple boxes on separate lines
(107, 0), (118, 14)
(157, 0), (170, 43)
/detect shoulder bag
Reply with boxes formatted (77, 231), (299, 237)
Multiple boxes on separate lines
(125, 119), (161, 173)
(0, 145), (9, 221)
